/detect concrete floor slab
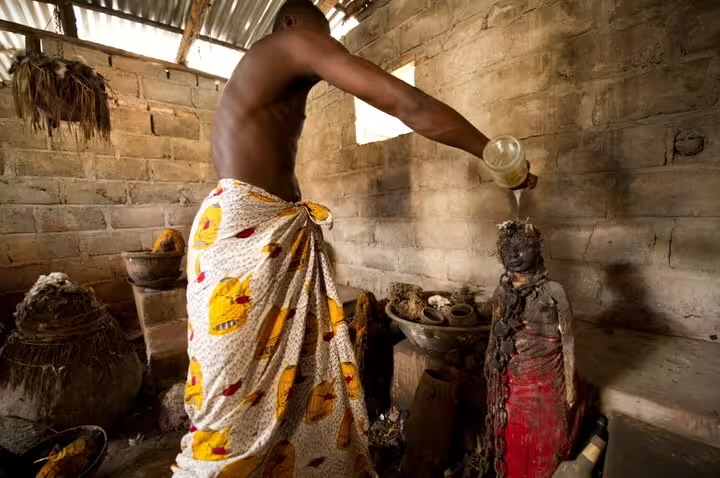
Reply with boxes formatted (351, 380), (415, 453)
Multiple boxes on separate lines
(575, 322), (720, 447)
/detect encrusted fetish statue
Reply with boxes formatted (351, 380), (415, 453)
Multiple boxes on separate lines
(481, 221), (583, 478)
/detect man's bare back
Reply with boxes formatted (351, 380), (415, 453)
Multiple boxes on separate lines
(212, 1), (534, 204)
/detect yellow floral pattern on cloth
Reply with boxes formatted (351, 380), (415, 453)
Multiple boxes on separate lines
(174, 179), (372, 478)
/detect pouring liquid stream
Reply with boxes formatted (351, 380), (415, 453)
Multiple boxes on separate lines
(513, 189), (523, 220)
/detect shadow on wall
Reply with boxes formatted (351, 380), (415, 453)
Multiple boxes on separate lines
(598, 263), (670, 336)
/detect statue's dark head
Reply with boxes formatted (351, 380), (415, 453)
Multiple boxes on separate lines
(497, 221), (544, 273)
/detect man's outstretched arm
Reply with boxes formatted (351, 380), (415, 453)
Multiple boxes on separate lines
(286, 31), (490, 159)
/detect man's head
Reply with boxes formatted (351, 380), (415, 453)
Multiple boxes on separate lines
(497, 220), (544, 273)
(273, 0), (330, 34)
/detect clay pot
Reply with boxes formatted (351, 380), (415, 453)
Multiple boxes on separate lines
(448, 304), (478, 327)
(121, 250), (183, 285)
(419, 307), (445, 326)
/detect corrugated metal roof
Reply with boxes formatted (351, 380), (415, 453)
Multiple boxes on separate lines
(0, 0), (365, 81)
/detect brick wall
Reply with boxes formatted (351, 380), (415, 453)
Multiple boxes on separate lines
(0, 39), (222, 327)
(296, 0), (720, 342)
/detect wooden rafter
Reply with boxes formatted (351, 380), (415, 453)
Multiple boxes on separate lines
(318, 1), (340, 14)
(0, 19), (228, 81)
(33, 0), (247, 53)
(176, 0), (212, 66)
(57, 0), (78, 38)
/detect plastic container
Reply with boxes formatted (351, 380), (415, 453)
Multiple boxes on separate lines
(483, 135), (528, 188)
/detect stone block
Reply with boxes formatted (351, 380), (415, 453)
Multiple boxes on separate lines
(112, 108), (153, 135)
(525, 174), (615, 220)
(128, 182), (182, 205)
(5, 233), (80, 264)
(598, 265), (720, 340)
(467, 221), (502, 256)
(0, 88), (14, 118)
(465, 51), (558, 105)
(343, 4), (389, 53)
(585, 223), (665, 265)
(398, 0), (452, 53)
(0, 120), (49, 150)
(396, 247), (448, 279)
(618, 170), (720, 217)
(545, 260), (603, 305)
(167, 69), (198, 86)
(198, 112), (215, 141)
(671, 221), (720, 273)
(129, 182), (208, 205)
(149, 160), (204, 182)
(61, 179), (127, 205)
(84, 230), (144, 256)
(111, 56), (167, 79)
(112, 132), (171, 159)
(35, 207), (106, 232)
(110, 206), (164, 229)
(47, 42), (110, 69)
(334, 219), (375, 243)
(192, 87), (222, 110)
(360, 245), (397, 272)
(95, 156), (148, 181)
(145, 318), (188, 359)
(447, 186), (513, 221)
(669, 110), (720, 165)
(102, 69), (139, 97)
(143, 77), (193, 106)
(593, 60), (718, 125)
(131, 285), (188, 331)
(558, 124), (668, 174)
(391, 339), (447, 410)
(0, 178), (61, 204)
(173, 139), (212, 162)
(14, 151), (84, 178)
(91, 279), (134, 304)
(446, 251), (503, 286)
(680, 4), (720, 60)
(167, 206), (199, 226)
(357, 28), (401, 70)
(549, 225), (593, 261)
(149, 351), (189, 391)
(375, 220), (416, 247)
(415, 220), (469, 249)
(567, 22), (667, 80)
(152, 113), (200, 140)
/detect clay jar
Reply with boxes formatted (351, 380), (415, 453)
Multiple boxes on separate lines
(447, 304), (478, 327)
(419, 307), (445, 325)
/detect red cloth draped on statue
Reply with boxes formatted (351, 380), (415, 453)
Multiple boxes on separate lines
(500, 307), (581, 478)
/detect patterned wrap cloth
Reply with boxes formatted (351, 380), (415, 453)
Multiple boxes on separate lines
(173, 179), (372, 478)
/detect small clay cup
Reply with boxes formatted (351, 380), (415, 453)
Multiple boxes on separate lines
(419, 307), (445, 326)
(448, 304), (478, 327)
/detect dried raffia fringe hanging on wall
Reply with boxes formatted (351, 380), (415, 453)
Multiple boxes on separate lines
(9, 46), (115, 149)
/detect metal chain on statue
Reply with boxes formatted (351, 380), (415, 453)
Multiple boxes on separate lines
(478, 269), (548, 478)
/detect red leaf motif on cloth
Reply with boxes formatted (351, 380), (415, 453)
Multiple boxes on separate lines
(235, 295), (250, 304)
(323, 332), (334, 341)
(223, 379), (243, 397)
(236, 228), (255, 238)
(197, 272), (206, 283)
(189, 425), (197, 432)
(212, 447), (228, 456)
(306, 457), (326, 468)
(212, 187), (224, 197)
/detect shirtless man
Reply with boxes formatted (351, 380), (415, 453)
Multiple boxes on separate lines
(177, 1), (535, 476)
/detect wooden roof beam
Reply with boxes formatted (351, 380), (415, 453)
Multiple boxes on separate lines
(176, 0), (212, 66)
(318, 1), (339, 14)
